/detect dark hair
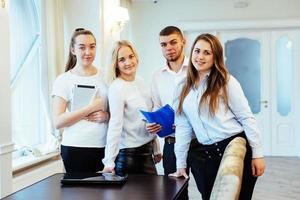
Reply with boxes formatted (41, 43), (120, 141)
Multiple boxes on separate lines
(177, 33), (229, 116)
(159, 26), (184, 39)
(65, 28), (96, 72)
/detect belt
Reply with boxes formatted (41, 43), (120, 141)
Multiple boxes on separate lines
(203, 132), (246, 148)
(200, 132), (246, 159)
(189, 138), (200, 149)
(165, 137), (199, 145)
(119, 141), (153, 154)
(165, 136), (175, 144)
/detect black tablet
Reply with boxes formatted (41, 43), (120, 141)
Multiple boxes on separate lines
(60, 172), (128, 185)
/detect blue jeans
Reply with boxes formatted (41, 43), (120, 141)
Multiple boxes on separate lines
(115, 141), (157, 177)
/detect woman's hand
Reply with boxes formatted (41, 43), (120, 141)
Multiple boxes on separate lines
(84, 111), (109, 123)
(153, 153), (162, 164)
(100, 166), (115, 174)
(252, 157), (266, 177)
(168, 168), (189, 179)
(146, 123), (162, 134)
(88, 96), (103, 113)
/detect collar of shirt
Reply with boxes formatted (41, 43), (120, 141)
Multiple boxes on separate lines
(193, 71), (211, 90)
(161, 56), (189, 75)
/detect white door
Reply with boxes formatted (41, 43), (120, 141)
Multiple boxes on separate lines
(219, 30), (300, 156)
(269, 30), (300, 156)
(219, 31), (272, 155)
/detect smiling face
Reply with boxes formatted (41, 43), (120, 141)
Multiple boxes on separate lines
(191, 39), (214, 75)
(117, 46), (138, 80)
(71, 34), (96, 67)
(159, 33), (185, 62)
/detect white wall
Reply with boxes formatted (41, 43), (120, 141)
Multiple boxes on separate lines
(0, 6), (13, 198)
(63, 0), (101, 68)
(129, 0), (300, 85)
(63, 0), (122, 73)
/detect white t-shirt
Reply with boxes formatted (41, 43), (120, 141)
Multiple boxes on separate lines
(102, 77), (156, 168)
(52, 70), (108, 148)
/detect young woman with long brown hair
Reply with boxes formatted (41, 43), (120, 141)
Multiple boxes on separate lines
(170, 33), (265, 200)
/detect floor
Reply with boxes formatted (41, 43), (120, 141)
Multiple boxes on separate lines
(183, 156), (300, 200)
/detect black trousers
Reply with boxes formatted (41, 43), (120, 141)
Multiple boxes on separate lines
(115, 141), (157, 177)
(163, 141), (177, 175)
(164, 138), (198, 200)
(188, 132), (257, 200)
(60, 145), (104, 173)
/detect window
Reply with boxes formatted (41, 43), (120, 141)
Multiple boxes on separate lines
(225, 38), (261, 114)
(9, 0), (57, 165)
(276, 36), (292, 116)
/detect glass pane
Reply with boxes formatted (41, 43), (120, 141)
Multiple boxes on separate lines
(276, 36), (292, 116)
(9, 0), (45, 148)
(9, 0), (40, 79)
(225, 38), (261, 114)
(12, 51), (41, 147)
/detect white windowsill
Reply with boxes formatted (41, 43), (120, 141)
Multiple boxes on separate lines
(13, 151), (61, 174)
(12, 154), (64, 193)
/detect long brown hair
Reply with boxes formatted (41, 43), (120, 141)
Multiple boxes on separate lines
(65, 28), (96, 72)
(177, 33), (229, 116)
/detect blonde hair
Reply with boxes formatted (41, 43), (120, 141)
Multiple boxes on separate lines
(177, 33), (229, 116)
(106, 40), (139, 85)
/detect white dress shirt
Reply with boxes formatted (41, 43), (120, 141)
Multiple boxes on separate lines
(150, 57), (188, 137)
(102, 77), (156, 168)
(175, 74), (264, 168)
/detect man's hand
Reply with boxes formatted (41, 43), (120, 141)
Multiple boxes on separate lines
(146, 123), (162, 134)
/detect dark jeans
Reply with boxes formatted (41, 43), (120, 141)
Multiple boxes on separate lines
(115, 141), (157, 177)
(60, 145), (104, 173)
(163, 138), (194, 200)
(188, 132), (257, 200)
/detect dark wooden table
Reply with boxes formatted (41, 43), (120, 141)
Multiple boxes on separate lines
(2, 173), (188, 200)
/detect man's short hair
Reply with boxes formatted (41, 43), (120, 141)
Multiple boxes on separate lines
(159, 26), (184, 39)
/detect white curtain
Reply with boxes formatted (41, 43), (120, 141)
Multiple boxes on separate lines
(39, 0), (65, 154)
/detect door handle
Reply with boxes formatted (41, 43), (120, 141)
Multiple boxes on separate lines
(260, 100), (268, 108)
(260, 100), (268, 104)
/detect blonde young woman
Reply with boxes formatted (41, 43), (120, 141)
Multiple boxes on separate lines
(101, 40), (161, 176)
(52, 28), (109, 173)
(170, 33), (265, 200)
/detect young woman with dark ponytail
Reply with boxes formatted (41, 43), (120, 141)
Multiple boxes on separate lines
(52, 28), (109, 173)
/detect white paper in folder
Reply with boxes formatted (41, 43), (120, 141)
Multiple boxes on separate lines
(71, 84), (97, 111)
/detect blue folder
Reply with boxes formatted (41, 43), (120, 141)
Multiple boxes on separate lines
(140, 104), (174, 137)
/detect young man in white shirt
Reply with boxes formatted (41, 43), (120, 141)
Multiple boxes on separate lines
(146, 26), (189, 199)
